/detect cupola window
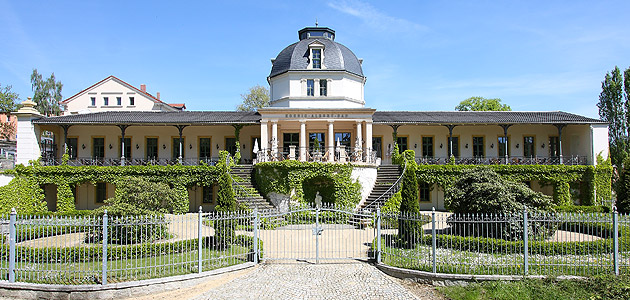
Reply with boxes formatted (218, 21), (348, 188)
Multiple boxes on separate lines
(307, 79), (315, 96)
(319, 79), (327, 96)
(312, 49), (321, 69)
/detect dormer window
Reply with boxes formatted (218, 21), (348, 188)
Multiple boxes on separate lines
(307, 79), (315, 96)
(312, 49), (321, 69)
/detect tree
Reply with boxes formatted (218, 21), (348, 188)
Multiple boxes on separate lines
(398, 150), (421, 246)
(455, 96), (511, 111)
(0, 123), (15, 140)
(30, 69), (63, 116)
(0, 83), (20, 112)
(236, 85), (269, 111)
(597, 66), (630, 166)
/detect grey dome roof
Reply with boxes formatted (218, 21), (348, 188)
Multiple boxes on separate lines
(269, 28), (364, 78)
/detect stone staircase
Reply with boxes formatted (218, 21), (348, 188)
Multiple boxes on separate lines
(230, 165), (275, 210)
(358, 165), (403, 211)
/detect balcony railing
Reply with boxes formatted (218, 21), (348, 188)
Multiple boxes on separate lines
(40, 157), (219, 166)
(415, 155), (588, 166)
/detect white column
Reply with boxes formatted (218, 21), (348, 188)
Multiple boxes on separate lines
(356, 121), (363, 153)
(271, 121), (278, 158)
(366, 121), (373, 163)
(327, 121), (334, 161)
(260, 120), (268, 160)
(314, 78), (320, 96)
(300, 120), (307, 161)
(14, 99), (43, 166)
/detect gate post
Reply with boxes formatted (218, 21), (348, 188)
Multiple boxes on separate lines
(102, 210), (108, 285)
(376, 208), (381, 264)
(253, 208), (259, 264)
(523, 208), (528, 276)
(614, 207), (619, 275)
(8, 208), (16, 283)
(432, 207), (436, 273)
(316, 206), (320, 264)
(198, 206), (203, 273)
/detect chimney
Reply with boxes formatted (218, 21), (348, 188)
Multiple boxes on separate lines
(140, 84), (146, 92)
(156, 92), (160, 100)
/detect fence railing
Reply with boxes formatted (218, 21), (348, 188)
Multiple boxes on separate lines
(0, 208), (256, 285)
(40, 157), (220, 167)
(415, 155), (588, 166)
(377, 208), (628, 277)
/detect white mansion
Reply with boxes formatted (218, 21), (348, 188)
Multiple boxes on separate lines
(14, 26), (609, 211)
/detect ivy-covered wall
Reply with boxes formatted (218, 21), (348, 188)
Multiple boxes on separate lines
(414, 164), (612, 206)
(4, 161), (223, 214)
(254, 160), (362, 207)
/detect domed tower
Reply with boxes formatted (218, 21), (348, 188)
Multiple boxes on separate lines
(259, 26), (375, 164)
(267, 27), (366, 108)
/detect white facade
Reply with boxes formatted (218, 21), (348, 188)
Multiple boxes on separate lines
(269, 72), (365, 108)
(61, 76), (180, 115)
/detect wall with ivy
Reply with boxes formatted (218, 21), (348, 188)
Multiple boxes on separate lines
(413, 164), (611, 206)
(254, 160), (362, 207)
(5, 160), (224, 214)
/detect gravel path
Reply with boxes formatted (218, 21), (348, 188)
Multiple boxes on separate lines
(192, 262), (434, 300)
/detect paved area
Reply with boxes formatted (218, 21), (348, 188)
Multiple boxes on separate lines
(192, 262), (425, 300)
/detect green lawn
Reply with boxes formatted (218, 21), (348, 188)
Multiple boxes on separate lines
(438, 276), (630, 300)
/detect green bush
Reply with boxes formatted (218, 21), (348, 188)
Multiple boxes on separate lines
(381, 191), (402, 214)
(616, 157), (630, 214)
(554, 205), (610, 213)
(88, 177), (182, 244)
(445, 168), (556, 241)
(399, 150), (421, 246)
(0, 177), (47, 215)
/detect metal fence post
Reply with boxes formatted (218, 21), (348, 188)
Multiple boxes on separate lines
(523, 208), (528, 276)
(613, 206), (619, 276)
(253, 208), (259, 264)
(432, 207), (436, 273)
(198, 206), (203, 273)
(8, 208), (16, 283)
(102, 210), (108, 285)
(376, 208), (381, 264)
(316, 206), (320, 264)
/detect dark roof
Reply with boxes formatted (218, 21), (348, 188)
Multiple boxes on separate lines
(33, 111), (262, 125)
(269, 38), (364, 78)
(32, 110), (605, 126)
(373, 111), (606, 125)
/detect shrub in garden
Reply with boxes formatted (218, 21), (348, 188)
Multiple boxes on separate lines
(398, 150), (422, 246)
(213, 151), (238, 247)
(0, 177), (47, 215)
(86, 177), (180, 244)
(445, 168), (556, 241)
(616, 157), (630, 213)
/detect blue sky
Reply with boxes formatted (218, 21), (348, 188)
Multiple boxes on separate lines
(1, 0), (629, 118)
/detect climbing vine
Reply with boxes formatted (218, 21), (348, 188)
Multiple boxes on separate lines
(409, 162), (612, 206)
(254, 160), (361, 207)
(4, 160), (224, 214)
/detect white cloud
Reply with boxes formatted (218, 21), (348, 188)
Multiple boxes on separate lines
(327, 0), (428, 34)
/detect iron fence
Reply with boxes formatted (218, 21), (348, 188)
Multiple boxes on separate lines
(415, 155), (587, 166)
(378, 209), (629, 277)
(0, 208), (255, 285)
(39, 157), (220, 167)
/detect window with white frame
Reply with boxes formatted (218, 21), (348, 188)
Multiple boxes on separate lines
(319, 79), (327, 96)
(90, 97), (96, 106)
(307, 79), (315, 96)
(312, 49), (321, 69)
(103, 97), (109, 106)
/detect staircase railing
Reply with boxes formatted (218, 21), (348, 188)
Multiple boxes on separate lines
(360, 160), (407, 212)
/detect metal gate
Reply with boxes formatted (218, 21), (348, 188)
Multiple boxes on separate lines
(258, 205), (375, 263)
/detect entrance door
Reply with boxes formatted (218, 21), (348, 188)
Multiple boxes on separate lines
(372, 137), (382, 159)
